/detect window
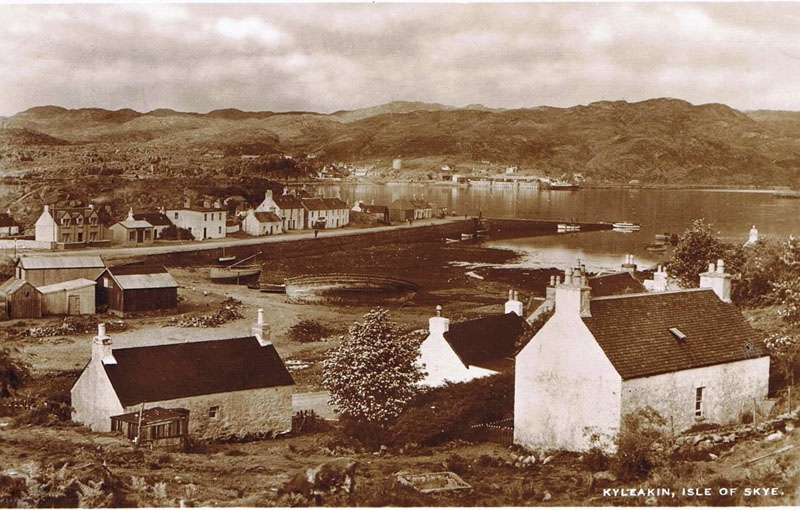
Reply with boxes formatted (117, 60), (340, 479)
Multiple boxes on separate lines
(695, 387), (705, 418)
(218, 226), (222, 234)
(669, 327), (687, 341)
(61, 217), (70, 226)
(89, 216), (97, 226)
(174, 212), (179, 219)
(103, 277), (110, 288)
(204, 213), (208, 221)
(209, 406), (220, 419)
(129, 231), (136, 241)
(144, 230), (151, 240)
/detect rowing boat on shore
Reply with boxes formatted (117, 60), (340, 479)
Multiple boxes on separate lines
(210, 253), (261, 284)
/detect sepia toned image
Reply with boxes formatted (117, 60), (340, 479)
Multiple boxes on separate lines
(1, 1), (800, 507)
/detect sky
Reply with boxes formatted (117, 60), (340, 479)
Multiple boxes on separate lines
(2, 2), (800, 116)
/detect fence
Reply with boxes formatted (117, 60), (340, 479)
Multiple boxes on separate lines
(292, 409), (326, 434)
(468, 417), (514, 446)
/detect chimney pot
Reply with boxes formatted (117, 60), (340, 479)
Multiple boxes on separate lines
(98, 323), (106, 337)
(708, 262), (716, 273)
(717, 259), (725, 273)
(257, 308), (264, 325)
(252, 309), (271, 346)
(508, 289), (514, 300)
(436, 304), (442, 317)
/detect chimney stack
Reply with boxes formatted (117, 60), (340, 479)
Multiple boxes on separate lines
(92, 323), (116, 365)
(213, 198), (222, 209)
(43, 204), (49, 214)
(545, 275), (558, 302)
(126, 207), (134, 221)
(699, 259), (732, 303)
(429, 305), (450, 335)
(252, 308), (271, 346)
(622, 254), (637, 275)
(183, 197), (191, 209)
(555, 267), (592, 317)
(203, 198), (211, 209)
(505, 289), (524, 316)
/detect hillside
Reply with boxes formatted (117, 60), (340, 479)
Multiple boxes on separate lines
(3, 98), (800, 186)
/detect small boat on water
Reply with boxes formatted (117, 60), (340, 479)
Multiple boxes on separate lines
(218, 247), (236, 264)
(613, 222), (640, 230)
(557, 223), (581, 232)
(774, 190), (800, 199)
(549, 181), (580, 191)
(461, 232), (474, 240)
(655, 233), (669, 241)
(210, 253), (261, 284)
(445, 237), (461, 243)
(645, 243), (668, 253)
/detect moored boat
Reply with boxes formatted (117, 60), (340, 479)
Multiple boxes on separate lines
(613, 222), (640, 230)
(645, 243), (667, 253)
(210, 253), (261, 284)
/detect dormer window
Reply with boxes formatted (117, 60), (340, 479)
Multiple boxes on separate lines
(669, 328), (687, 341)
(75, 215), (83, 226)
(61, 216), (70, 226)
(89, 216), (97, 226)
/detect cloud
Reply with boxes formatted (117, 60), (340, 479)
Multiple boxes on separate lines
(1, 3), (799, 116)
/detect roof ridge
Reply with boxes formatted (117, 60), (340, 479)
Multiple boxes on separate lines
(590, 287), (711, 302)
(114, 335), (259, 353)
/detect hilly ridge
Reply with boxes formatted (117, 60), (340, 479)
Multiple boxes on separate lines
(3, 98), (800, 186)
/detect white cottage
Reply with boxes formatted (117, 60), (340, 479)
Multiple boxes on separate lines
(514, 260), (770, 453)
(418, 291), (526, 387)
(71, 310), (294, 439)
(242, 210), (283, 236)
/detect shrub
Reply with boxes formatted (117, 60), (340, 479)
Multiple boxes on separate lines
(613, 407), (669, 481)
(391, 372), (513, 446)
(0, 349), (30, 397)
(288, 320), (331, 343)
(583, 447), (610, 472)
(336, 415), (391, 451)
(444, 454), (469, 475)
(160, 225), (194, 241)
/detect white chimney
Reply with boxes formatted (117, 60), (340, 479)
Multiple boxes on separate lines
(43, 204), (49, 214)
(555, 266), (592, 318)
(252, 308), (271, 346)
(745, 225), (759, 247)
(126, 207), (134, 221)
(265, 189), (273, 201)
(213, 198), (222, 209)
(622, 254), (637, 274)
(505, 289), (524, 316)
(429, 305), (450, 335)
(183, 197), (191, 209)
(92, 323), (116, 365)
(545, 275), (558, 302)
(699, 259), (732, 303)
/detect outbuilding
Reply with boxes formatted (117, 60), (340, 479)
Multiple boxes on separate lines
(109, 209), (155, 246)
(0, 278), (42, 319)
(16, 255), (105, 288)
(39, 278), (96, 316)
(96, 265), (178, 316)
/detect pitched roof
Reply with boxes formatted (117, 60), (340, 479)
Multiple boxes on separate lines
(133, 212), (172, 227)
(361, 204), (388, 214)
(0, 213), (17, 228)
(581, 289), (769, 380)
(252, 211), (281, 223)
(103, 265), (178, 290)
(0, 278), (38, 296)
(18, 255), (105, 270)
(114, 220), (153, 229)
(589, 271), (646, 297)
(301, 197), (348, 211)
(38, 278), (97, 294)
(273, 195), (304, 209)
(103, 337), (294, 406)
(444, 313), (527, 371)
(389, 199), (417, 210)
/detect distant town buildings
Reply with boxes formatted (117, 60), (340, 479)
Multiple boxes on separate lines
(35, 205), (108, 246)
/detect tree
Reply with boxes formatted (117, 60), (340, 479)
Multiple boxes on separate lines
(764, 333), (800, 410)
(322, 309), (424, 423)
(667, 219), (745, 288)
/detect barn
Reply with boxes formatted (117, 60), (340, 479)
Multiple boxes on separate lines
(16, 256), (105, 288)
(0, 278), (42, 319)
(96, 265), (178, 316)
(39, 278), (96, 316)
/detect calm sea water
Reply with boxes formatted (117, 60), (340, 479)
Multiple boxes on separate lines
(315, 184), (800, 272)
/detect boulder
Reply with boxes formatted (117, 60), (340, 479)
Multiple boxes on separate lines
(591, 471), (617, 489)
(765, 431), (784, 442)
(282, 458), (358, 498)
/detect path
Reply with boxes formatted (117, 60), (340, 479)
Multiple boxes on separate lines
(13, 217), (465, 261)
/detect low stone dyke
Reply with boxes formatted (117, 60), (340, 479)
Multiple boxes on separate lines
(285, 273), (421, 305)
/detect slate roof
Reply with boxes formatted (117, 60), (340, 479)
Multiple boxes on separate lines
(115, 220), (153, 229)
(582, 289), (769, 380)
(18, 255), (105, 270)
(133, 213), (172, 227)
(301, 197), (348, 211)
(0, 213), (17, 228)
(273, 195), (304, 210)
(103, 336), (294, 406)
(102, 265), (178, 290)
(252, 211), (282, 223)
(444, 313), (527, 371)
(589, 271), (646, 297)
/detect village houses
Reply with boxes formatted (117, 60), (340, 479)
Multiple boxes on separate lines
(242, 210), (283, 237)
(418, 290), (527, 387)
(166, 198), (226, 240)
(256, 190), (304, 231)
(514, 260), (770, 453)
(301, 196), (350, 229)
(71, 309), (294, 439)
(109, 208), (155, 246)
(0, 210), (20, 237)
(35, 204), (109, 246)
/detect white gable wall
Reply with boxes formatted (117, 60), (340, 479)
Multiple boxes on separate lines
(515, 313), (622, 453)
(71, 359), (125, 432)
(35, 210), (57, 243)
(621, 356), (770, 433)
(417, 331), (498, 387)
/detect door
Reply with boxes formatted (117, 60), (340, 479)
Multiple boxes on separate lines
(68, 295), (80, 315)
(203, 227), (207, 239)
(137, 230), (144, 243)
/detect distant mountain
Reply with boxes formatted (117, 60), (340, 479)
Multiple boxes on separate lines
(4, 98), (800, 185)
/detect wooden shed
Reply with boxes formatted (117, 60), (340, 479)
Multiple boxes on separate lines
(0, 278), (42, 319)
(96, 265), (178, 316)
(16, 256), (105, 288)
(110, 407), (190, 451)
(39, 278), (96, 316)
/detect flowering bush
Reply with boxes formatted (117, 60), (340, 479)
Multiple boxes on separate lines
(322, 309), (424, 423)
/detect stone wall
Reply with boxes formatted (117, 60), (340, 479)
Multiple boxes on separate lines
(621, 356), (771, 433)
(128, 385), (293, 440)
